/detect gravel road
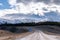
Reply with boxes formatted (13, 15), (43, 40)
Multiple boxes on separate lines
(15, 25), (60, 40)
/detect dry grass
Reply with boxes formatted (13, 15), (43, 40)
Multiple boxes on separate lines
(0, 30), (32, 40)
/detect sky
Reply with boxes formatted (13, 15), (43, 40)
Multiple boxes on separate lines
(0, 0), (60, 22)
(0, 0), (10, 9)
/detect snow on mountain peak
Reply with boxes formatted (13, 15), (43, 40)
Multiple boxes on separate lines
(0, 11), (59, 24)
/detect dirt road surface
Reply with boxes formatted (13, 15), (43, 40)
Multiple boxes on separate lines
(0, 25), (60, 40)
(15, 25), (60, 40)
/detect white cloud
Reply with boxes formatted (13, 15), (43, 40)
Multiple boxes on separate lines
(0, 8), (18, 17)
(0, 0), (60, 17)
(0, 0), (60, 23)
(8, 0), (16, 7)
(9, 1), (60, 15)
(9, 0), (60, 15)
(8, 0), (16, 5)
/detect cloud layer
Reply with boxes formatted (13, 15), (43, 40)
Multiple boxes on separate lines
(0, 0), (60, 16)
(0, 0), (60, 22)
(7, 0), (60, 16)
(16, 0), (60, 5)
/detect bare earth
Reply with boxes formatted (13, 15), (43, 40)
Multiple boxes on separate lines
(0, 30), (33, 40)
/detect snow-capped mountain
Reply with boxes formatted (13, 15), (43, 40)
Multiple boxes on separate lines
(0, 11), (60, 24)
(0, 13), (44, 24)
(44, 11), (60, 22)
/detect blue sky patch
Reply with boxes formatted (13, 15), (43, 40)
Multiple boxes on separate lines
(0, 0), (11, 10)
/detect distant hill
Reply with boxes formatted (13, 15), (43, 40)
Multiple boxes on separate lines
(0, 11), (60, 24)
(0, 21), (60, 26)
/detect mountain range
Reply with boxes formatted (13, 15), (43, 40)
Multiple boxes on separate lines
(0, 11), (60, 24)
